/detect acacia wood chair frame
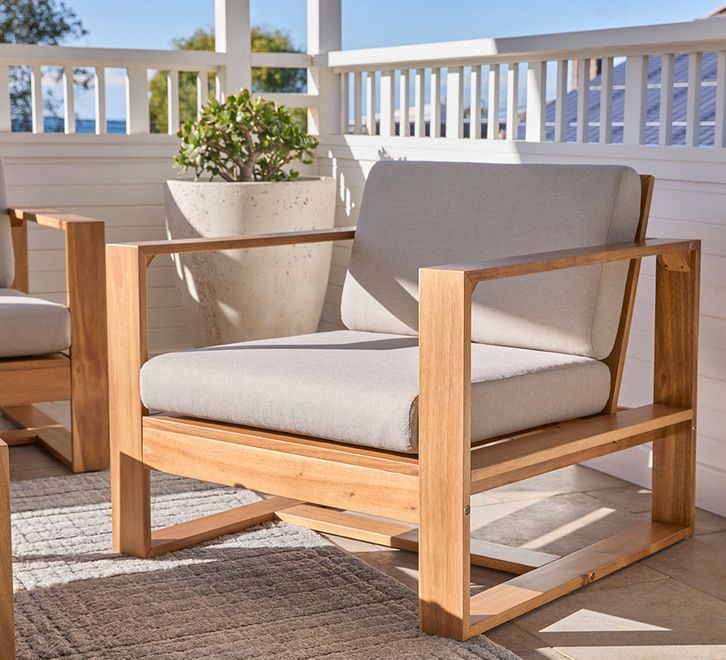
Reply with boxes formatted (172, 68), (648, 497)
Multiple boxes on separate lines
(0, 209), (109, 472)
(108, 175), (701, 640)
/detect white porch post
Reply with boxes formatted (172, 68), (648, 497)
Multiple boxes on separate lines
(215, 0), (251, 96)
(307, 0), (342, 136)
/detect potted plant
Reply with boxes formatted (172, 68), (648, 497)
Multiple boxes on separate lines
(165, 89), (336, 347)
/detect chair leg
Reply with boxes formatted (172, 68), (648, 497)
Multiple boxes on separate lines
(0, 443), (15, 656)
(652, 421), (696, 530)
(111, 450), (151, 558)
(418, 268), (472, 640)
(70, 372), (110, 473)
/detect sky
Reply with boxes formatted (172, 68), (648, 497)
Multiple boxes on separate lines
(67, 0), (721, 51)
(56, 0), (722, 120)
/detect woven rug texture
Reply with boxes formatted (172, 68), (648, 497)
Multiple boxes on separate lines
(9, 472), (520, 659)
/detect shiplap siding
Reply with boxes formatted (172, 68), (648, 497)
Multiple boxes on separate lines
(0, 135), (190, 354)
(7, 131), (725, 516)
(318, 135), (726, 517)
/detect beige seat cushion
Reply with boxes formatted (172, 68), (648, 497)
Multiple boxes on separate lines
(0, 288), (71, 358)
(140, 330), (610, 453)
(341, 162), (641, 359)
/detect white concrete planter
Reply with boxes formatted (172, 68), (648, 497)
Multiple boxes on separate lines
(164, 177), (336, 347)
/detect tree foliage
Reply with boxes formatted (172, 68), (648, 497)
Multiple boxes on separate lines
(149, 26), (306, 134)
(175, 89), (318, 182)
(0, 0), (88, 130)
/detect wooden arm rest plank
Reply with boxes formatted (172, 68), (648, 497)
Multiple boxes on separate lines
(150, 496), (300, 557)
(9, 208), (105, 231)
(423, 238), (699, 285)
(470, 404), (693, 492)
(110, 225), (357, 258)
(468, 521), (690, 635)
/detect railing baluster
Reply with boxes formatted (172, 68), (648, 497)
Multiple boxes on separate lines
(414, 68), (425, 137)
(599, 57), (613, 144)
(659, 54), (674, 146)
(0, 66), (11, 132)
(365, 70), (376, 135)
(63, 66), (75, 134)
(525, 60), (546, 142)
(505, 63), (518, 140)
(554, 59), (568, 142)
(686, 52), (702, 148)
(576, 58), (590, 143)
(95, 67), (106, 135)
(399, 69), (410, 136)
(446, 66), (463, 139)
(624, 55), (647, 145)
(716, 52), (726, 148)
(487, 64), (500, 140)
(167, 70), (179, 135)
(125, 66), (150, 135)
(340, 72), (349, 134)
(353, 71), (362, 134)
(31, 64), (43, 134)
(215, 69), (225, 102)
(196, 71), (208, 118)
(430, 67), (441, 137)
(470, 65), (481, 139)
(379, 70), (395, 137)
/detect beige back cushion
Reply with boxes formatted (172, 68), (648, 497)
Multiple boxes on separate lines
(341, 162), (642, 359)
(0, 157), (12, 289)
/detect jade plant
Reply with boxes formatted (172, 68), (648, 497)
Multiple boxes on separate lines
(174, 89), (319, 182)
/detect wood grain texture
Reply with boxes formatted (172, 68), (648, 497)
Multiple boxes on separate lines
(65, 220), (109, 472)
(276, 504), (559, 574)
(9, 214), (28, 292)
(150, 496), (300, 557)
(142, 425), (419, 523)
(123, 225), (356, 257)
(1, 405), (72, 468)
(418, 267), (472, 639)
(143, 416), (418, 476)
(652, 244), (700, 529)
(470, 404), (692, 493)
(467, 521), (690, 637)
(106, 244), (151, 557)
(0, 442), (13, 657)
(428, 238), (697, 285)
(603, 174), (654, 412)
(0, 357), (70, 407)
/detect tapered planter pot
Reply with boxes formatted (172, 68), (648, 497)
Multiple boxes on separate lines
(164, 177), (336, 347)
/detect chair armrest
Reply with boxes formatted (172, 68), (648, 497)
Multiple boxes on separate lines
(421, 238), (700, 286)
(110, 225), (356, 259)
(9, 207), (105, 231)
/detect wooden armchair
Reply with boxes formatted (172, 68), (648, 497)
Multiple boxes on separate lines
(0, 161), (108, 472)
(108, 162), (699, 640)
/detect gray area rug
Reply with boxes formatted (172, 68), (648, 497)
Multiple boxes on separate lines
(10, 472), (520, 659)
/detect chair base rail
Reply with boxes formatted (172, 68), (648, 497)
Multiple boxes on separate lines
(276, 504), (560, 574)
(466, 521), (691, 638)
(0, 405), (73, 469)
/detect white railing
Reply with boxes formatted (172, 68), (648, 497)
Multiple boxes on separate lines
(0, 44), (315, 136)
(327, 18), (726, 147)
(0, 2), (725, 149)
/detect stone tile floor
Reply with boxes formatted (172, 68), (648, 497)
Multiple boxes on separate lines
(6, 405), (726, 660)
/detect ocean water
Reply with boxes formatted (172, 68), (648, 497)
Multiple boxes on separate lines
(11, 117), (128, 133)
(58, 117), (126, 134)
